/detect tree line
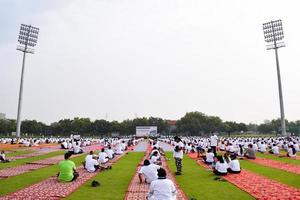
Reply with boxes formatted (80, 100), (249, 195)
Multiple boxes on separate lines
(0, 111), (299, 136)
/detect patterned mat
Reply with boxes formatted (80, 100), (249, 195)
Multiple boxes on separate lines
(188, 153), (300, 200)
(0, 149), (127, 200)
(0, 144), (103, 179)
(125, 144), (188, 200)
(249, 157), (300, 175)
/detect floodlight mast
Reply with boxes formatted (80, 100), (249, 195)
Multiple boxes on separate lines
(263, 20), (287, 136)
(16, 24), (39, 138)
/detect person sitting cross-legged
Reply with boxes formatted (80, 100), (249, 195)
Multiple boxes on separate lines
(85, 152), (100, 173)
(227, 155), (241, 174)
(0, 150), (9, 163)
(58, 152), (79, 182)
(148, 168), (177, 200)
(139, 159), (160, 184)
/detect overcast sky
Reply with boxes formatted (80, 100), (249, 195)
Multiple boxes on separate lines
(0, 0), (299, 124)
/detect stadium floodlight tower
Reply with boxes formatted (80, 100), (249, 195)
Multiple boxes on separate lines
(263, 19), (287, 136)
(16, 24), (39, 138)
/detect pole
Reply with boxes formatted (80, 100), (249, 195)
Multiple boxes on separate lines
(16, 51), (26, 138)
(271, 21), (287, 136)
(274, 48), (287, 135)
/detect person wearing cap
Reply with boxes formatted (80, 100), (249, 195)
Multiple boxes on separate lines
(148, 168), (177, 200)
(173, 136), (184, 175)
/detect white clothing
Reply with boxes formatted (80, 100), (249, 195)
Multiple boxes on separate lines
(210, 135), (218, 147)
(229, 160), (240, 172)
(173, 141), (184, 159)
(139, 164), (160, 183)
(85, 158), (99, 172)
(148, 178), (177, 200)
(98, 152), (108, 163)
(215, 162), (228, 173)
(106, 149), (114, 159)
(272, 146), (280, 155)
(206, 152), (214, 163)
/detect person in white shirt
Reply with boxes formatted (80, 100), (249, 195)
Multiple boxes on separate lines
(204, 148), (214, 164)
(210, 132), (218, 156)
(173, 136), (184, 175)
(106, 146), (114, 159)
(270, 144), (280, 155)
(150, 151), (161, 165)
(287, 145), (296, 157)
(0, 150), (9, 163)
(148, 168), (177, 200)
(213, 156), (228, 176)
(139, 159), (160, 184)
(98, 148), (109, 164)
(85, 154), (99, 172)
(228, 155), (241, 174)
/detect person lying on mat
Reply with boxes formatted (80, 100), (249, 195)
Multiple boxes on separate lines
(244, 144), (256, 159)
(213, 156), (228, 176)
(148, 168), (177, 200)
(58, 152), (79, 182)
(139, 159), (160, 184)
(228, 155), (241, 174)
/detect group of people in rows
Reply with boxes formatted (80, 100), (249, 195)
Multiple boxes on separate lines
(57, 138), (140, 182)
(162, 134), (299, 177)
(138, 140), (177, 200)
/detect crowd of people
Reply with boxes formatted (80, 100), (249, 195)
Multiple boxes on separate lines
(160, 133), (300, 178)
(57, 137), (140, 182)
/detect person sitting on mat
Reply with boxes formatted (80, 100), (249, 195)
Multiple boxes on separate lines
(98, 148), (109, 164)
(58, 152), (79, 182)
(203, 148), (214, 165)
(85, 154), (100, 172)
(139, 159), (160, 184)
(106, 146), (115, 159)
(228, 155), (241, 174)
(213, 156), (228, 176)
(270, 144), (280, 155)
(150, 151), (161, 165)
(148, 168), (177, 200)
(0, 150), (9, 163)
(244, 144), (256, 159)
(287, 145), (297, 158)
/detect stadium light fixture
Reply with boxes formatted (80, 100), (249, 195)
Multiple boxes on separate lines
(16, 24), (40, 138)
(263, 19), (287, 136)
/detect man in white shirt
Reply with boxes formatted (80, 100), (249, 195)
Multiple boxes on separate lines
(139, 159), (160, 183)
(173, 136), (184, 175)
(106, 146), (115, 159)
(210, 132), (218, 156)
(148, 168), (177, 200)
(98, 148), (109, 164)
(271, 144), (280, 155)
(85, 155), (100, 172)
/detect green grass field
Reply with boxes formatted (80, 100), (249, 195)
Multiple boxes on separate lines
(0, 153), (86, 196)
(0, 150), (64, 170)
(256, 153), (300, 166)
(6, 150), (34, 157)
(66, 152), (144, 200)
(165, 153), (254, 200)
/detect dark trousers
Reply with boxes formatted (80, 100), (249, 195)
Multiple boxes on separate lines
(211, 146), (217, 156)
(213, 170), (227, 176)
(228, 168), (241, 174)
(175, 157), (182, 173)
(71, 171), (79, 181)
